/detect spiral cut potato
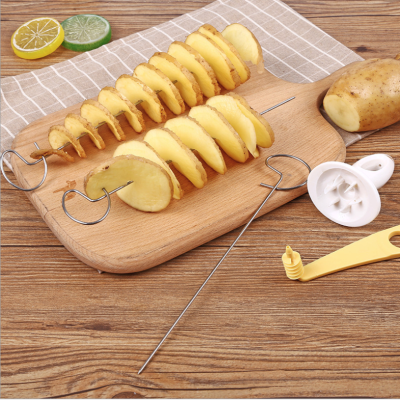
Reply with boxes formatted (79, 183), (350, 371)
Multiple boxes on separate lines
(185, 31), (241, 90)
(206, 95), (259, 158)
(98, 87), (145, 133)
(112, 93), (274, 212)
(144, 128), (207, 189)
(198, 24), (250, 84)
(48, 125), (87, 158)
(84, 155), (173, 212)
(115, 75), (167, 123)
(75, 91), (274, 212)
(80, 100), (126, 141)
(164, 116), (227, 175)
(222, 23), (265, 74)
(134, 63), (186, 115)
(64, 114), (105, 150)
(113, 140), (183, 200)
(168, 41), (220, 98)
(188, 105), (249, 163)
(36, 22), (267, 165)
(149, 52), (203, 107)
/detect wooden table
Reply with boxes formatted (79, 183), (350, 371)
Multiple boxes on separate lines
(2, 1), (400, 397)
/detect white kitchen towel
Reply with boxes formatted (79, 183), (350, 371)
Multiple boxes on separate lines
(1, 0), (369, 170)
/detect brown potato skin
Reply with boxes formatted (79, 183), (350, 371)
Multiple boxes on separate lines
(325, 58), (400, 132)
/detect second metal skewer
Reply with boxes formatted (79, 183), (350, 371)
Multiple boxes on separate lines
(137, 153), (311, 374)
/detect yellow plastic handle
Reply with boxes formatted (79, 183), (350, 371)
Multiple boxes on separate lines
(300, 225), (400, 281)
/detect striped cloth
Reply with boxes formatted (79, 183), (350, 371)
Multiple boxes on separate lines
(1, 0), (369, 170)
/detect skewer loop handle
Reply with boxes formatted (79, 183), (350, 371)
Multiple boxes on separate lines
(0, 142), (48, 191)
(62, 188), (112, 226)
(62, 181), (133, 225)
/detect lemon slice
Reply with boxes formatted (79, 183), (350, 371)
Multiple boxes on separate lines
(61, 14), (111, 52)
(11, 17), (64, 59)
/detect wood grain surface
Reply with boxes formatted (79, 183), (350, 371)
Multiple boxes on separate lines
(1, 0), (400, 398)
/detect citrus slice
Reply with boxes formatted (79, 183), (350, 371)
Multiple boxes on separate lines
(61, 14), (111, 52)
(11, 17), (64, 59)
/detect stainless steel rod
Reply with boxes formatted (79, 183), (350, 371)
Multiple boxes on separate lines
(138, 174), (284, 374)
(260, 96), (295, 114)
(137, 151), (308, 375)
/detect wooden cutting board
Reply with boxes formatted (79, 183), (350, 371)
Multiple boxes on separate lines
(11, 64), (351, 273)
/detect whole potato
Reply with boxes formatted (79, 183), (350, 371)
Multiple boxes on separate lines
(323, 56), (400, 132)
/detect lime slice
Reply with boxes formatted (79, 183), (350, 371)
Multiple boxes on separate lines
(61, 14), (111, 52)
(11, 17), (64, 59)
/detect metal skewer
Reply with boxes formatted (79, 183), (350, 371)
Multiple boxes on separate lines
(137, 154), (311, 374)
(260, 96), (295, 114)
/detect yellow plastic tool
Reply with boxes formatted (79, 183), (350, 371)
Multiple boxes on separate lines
(283, 225), (400, 282)
(282, 246), (304, 280)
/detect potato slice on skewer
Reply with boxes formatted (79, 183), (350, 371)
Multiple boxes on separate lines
(206, 96), (259, 158)
(144, 128), (207, 189)
(164, 116), (227, 175)
(81, 100), (126, 141)
(189, 105), (249, 163)
(114, 140), (183, 200)
(64, 114), (105, 150)
(198, 24), (250, 84)
(168, 41), (220, 98)
(227, 93), (275, 148)
(98, 87), (145, 133)
(48, 125), (86, 158)
(222, 23), (265, 74)
(149, 52), (203, 107)
(185, 32), (240, 90)
(134, 63), (185, 115)
(84, 155), (173, 212)
(30, 148), (75, 163)
(115, 75), (167, 123)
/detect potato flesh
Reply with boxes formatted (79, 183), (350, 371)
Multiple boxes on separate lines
(49, 127), (73, 149)
(48, 125), (86, 158)
(115, 75), (167, 123)
(227, 93), (274, 148)
(168, 42), (220, 98)
(189, 105), (248, 163)
(134, 64), (185, 115)
(98, 88), (144, 133)
(199, 25), (250, 84)
(323, 95), (360, 132)
(64, 114), (105, 150)
(165, 116), (227, 174)
(206, 96), (259, 158)
(81, 100), (125, 141)
(144, 128), (207, 188)
(222, 23), (264, 73)
(185, 32), (240, 90)
(113, 140), (183, 200)
(85, 155), (172, 212)
(149, 53), (202, 107)
(323, 58), (400, 132)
